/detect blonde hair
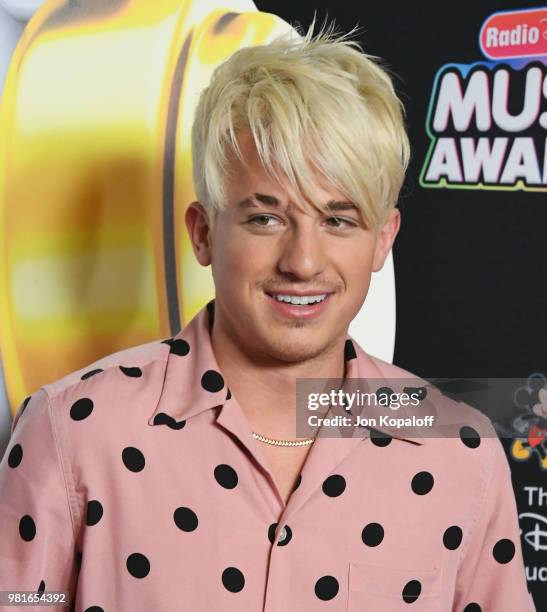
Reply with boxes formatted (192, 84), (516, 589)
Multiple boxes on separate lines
(191, 18), (410, 228)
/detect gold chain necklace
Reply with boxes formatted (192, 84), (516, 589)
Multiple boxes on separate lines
(252, 431), (316, 447)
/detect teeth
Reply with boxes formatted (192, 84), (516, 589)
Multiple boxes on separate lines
(271, 294), (328, 305)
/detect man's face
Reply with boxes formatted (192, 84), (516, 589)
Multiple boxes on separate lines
(186, 128), (400, 364)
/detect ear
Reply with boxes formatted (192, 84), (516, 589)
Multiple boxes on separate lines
(372, 208), (401, 272)
(185, 202), (213, 266)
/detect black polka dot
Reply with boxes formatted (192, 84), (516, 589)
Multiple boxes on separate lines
(221, 567), (245, 592)
(411, 471), (434, 495)
(86, 500), (103, 526)
(370, 428), (392, 447)
(277, 524), (292, 546)
(361, 522), (384, 547)
(21, 395), (31, 413)
(169, 420), (186, 431)
(201, 370), (224, 392)
(153, 413), (186, 430)
(344, 339), (357, 361)
(493, 538), (515, 564)
(122, 447), (145, 472)
(76, 551), (83, 572)
(8, 443), (23, 468)
(161, 338), (174, 347)
(119, 365), (142, 378)
(70, 398), (94, 421)
(84, 607), (104, 612)
(268, 523), (292, 546)
(376, 386), (395, 405)
(293, 474), (302, 491)
(226, 388), (232, 400)
(126, 553), (150, 578)
(463, 604), (482, 612)
(322, 474), (346, 497)
(81, 368), (103, 380)
(402, 579), (421, 603)
(19, 515), (36, 541)
(341, 396), (349, 412)
(314, 575), (339, 601)
(206, 300), (215, 330)
(459, 426), (481, 448)
(443, 525), (463, 550)
(37, 580), (45, 593)
(403, 386), (427, 401)
(170, 339), (190, 356)
(174, 507), (198, 532)
(152, 413), (168, 425)
(214, 464), (238, 489)
(267, 523), (277, 544)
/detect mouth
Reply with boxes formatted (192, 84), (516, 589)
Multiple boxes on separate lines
(264, 291), (334, 319)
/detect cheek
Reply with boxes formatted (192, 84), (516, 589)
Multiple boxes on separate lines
(212, 232), (271, 286)
(332, 243), (376, 283)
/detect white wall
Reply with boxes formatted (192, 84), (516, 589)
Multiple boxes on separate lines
(0, 6), (24, 99)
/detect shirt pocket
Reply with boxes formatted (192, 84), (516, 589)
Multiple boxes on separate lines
(348, 561), (442, 611)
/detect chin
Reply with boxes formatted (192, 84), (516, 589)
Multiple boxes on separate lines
(260, 334), (328, 364)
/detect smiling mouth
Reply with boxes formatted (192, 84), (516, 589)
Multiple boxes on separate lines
(264, 291), (334, 306)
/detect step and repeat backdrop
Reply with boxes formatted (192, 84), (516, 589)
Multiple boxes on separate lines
(0, 1), (545, 608)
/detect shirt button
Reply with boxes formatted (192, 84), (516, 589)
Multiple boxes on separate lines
(278, 526), (288, 544)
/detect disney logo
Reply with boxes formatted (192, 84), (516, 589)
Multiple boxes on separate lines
(519, 513), (547, 552)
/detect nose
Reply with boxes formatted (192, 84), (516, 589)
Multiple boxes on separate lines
(276, 222), (327, 281)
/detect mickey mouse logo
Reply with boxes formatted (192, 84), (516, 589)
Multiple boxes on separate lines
(511, 373), (547, 470)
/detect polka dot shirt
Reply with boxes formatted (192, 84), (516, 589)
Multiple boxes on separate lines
(0, 301), (536, 611)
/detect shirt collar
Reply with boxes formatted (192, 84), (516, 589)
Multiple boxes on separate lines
(148, 299), (425, 445)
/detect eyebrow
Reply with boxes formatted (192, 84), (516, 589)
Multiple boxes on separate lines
(236, 193), (280, 208)
(236, 193), (359, 213)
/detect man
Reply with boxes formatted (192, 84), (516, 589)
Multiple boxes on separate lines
(0, 21), (536, 612)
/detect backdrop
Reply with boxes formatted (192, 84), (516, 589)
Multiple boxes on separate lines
(0, 2), (545, 608)
(252, 4), (545, 608)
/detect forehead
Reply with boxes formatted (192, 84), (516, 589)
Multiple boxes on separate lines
(225, 128), (290, 191)
(224, 128), (352, 213)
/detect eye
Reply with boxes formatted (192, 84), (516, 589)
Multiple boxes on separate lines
(325, 216), (355, 229)
(247, 215), (280, 227)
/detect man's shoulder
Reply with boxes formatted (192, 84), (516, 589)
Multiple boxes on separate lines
(360, 348), (496, 441)
(363, 350), (429, 383)
(42, 336), (172, 401)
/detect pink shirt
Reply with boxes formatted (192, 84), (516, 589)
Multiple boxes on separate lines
(0, 300), (536, 611)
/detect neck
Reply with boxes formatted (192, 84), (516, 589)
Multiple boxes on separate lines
(210, 310), (347, 440)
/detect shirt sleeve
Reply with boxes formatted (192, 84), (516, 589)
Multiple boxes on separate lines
(0, 389), (78, 608)
(453, 434), (537, 611)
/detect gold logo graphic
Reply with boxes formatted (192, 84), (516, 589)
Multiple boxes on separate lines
(0, 0), (291, 414)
